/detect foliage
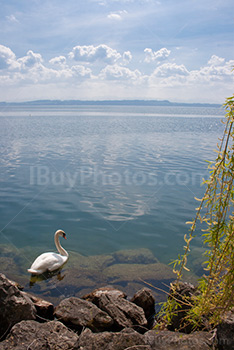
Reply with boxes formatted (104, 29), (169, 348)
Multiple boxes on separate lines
(162, 95), (234, 329)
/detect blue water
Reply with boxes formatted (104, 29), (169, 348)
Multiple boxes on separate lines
(0, 104), (225, 268)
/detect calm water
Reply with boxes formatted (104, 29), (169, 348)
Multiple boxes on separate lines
(0, 105), (225, 274)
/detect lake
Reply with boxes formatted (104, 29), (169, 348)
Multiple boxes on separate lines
(0, 104), (226, 302)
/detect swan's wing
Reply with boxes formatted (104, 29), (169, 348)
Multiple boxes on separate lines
(29, 252), (67, 273)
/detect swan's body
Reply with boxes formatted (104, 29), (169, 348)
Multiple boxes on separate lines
(28, 230), (68, 275)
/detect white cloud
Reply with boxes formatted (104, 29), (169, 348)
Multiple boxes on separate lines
(69, 45), (121, 64)
(144, 48), (171, 63)
(152, 63), (189, 77)
(208, 55), (225, 66)
(107, 10), (128, 20)
(122, 51), (132, 65)
(0, 45), (17, 70)
(71, 65), (92, 77)
(189, 56), (234, 83)
(0, 45), (233, 104)
(18, 50), (43, 70)
(49, 56), (67, 66)
(6, 14), (19, 23)
(100, 64), (141, 80)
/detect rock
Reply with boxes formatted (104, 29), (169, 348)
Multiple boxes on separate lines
(0, 320), (79, 350)
(54, 297), (113, 332)
(167, 281), (199, 333)
(68, 251), (115, 270)
(112, 248), (158, 264)
(77, 327), (150, 350)
(24, 292), (54, 321)
(0, 273), (36, 339)
(144, 330), (214, 350)
(96, 293), (148, 332)
(217, 310), (234, 350)
(131, 288), (156, 328)
(103, 263), (175, 284)
(83, 286), (127, 304)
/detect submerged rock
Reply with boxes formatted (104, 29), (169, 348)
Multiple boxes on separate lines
(0, 273), (36, 339)
(112, 248), (158, 264)
(68, 251), (115, 270)
(103, 262), (175, 284)
(0, 320), (78, 350)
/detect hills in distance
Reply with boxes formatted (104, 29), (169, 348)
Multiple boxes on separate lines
(0, 99), (222, 108)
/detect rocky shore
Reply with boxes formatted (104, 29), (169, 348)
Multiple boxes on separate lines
(0, 273), (233, 349)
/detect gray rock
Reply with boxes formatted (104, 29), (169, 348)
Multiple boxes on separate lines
(0, 320), (78, 350)
(96, 293), (148, 332)
(217, 310), (234, 350)
(131, 288), (156, 328)
(167, 281), (199, 333)
(0, 273), (36, 339)
(144, 330), (214, 350)
(24, 292), (54, 321)
(82, 286), (127, 304)
(77, 327), (150, 350)
(54, 297), (113, 332)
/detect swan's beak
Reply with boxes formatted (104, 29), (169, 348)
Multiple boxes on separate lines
(63, 233), (67, 239)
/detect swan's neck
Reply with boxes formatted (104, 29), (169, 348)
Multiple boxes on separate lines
(54, 232), (68, 257)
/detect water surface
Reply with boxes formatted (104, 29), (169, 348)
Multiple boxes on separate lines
(0, 104), (225, 300)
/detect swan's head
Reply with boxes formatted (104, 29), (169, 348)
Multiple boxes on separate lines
(56, 229), (67, 240)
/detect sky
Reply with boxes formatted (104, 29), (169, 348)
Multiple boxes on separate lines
(0, 0), (233, 103)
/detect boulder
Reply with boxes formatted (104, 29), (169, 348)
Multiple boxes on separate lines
(217, 310), (234, 350)
(0, 273), (36, 339)
(24, 292), (54, 321)
(0, 320), (79, 350)
(77, 327), (150, 350)
(96, 293), (148, 332)
(167, 281), (199, 333)
(54, 297), (113, 332)
(131, 288), (156, 328)
(82, 286), (126, 304)
(144, 330), (214, 350)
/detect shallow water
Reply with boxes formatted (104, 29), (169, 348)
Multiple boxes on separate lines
(0, 104), (225, 302)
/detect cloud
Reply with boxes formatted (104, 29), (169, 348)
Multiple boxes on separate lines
(6, 14), (19, 23)
(71, 65), (92, 77)
(107, 10), (128, 20)
(100, 64), (141, 80)
(49, 56), (67, 66)
(0, 45), (17, 70)
(208, 55), (225, 66)
(18, 50), (43, 70)
(189, 56), (234, 83)
(69, 45), (121, 64)
(144, 48), (171, 63)
(122, 51), (132, 65)
(0, 45), (233, 104)
(152, 63), (189, 77)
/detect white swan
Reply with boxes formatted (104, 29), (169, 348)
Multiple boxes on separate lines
(28, 229), (68, 275)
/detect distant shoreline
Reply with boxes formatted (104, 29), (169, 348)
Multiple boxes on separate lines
(0, 99), (222, 108)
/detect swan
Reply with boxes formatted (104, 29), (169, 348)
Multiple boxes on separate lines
(28, 229), (68, 275)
